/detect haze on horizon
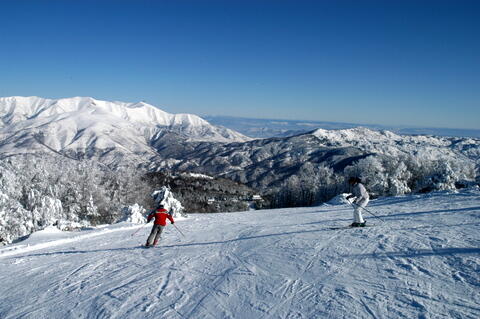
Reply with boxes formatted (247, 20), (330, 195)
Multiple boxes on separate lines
(0, 0), (478, 130)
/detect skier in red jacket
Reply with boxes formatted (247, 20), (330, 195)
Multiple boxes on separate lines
(145, 204), (174, 247)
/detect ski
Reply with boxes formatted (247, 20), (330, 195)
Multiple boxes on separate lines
(328, 224), (375, 230)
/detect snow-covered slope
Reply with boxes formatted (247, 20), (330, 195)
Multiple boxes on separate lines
(1, 189), (479, 318)
(0, 96), (249, 164)
(312, 127), (480, 160)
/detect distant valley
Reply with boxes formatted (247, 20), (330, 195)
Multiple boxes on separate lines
(204, 115), (480, 139)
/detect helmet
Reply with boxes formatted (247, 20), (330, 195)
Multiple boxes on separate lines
(348, 177), (361, 184)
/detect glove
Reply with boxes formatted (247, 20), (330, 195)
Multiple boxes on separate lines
(171, 221), (175, 224)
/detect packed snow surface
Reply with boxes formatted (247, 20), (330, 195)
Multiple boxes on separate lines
(1, 189), (479, 318)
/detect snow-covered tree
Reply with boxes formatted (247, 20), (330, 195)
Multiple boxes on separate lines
(0, 154), (153, 244)
(152, 186), (186, 218)
(414, 159), (474, 192)
(386, 161), (412, 195)
(119, 204), (147, 224)
(344, 156), (388, 197)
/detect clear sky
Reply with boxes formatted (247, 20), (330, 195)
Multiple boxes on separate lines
(0, 0), (479, 129)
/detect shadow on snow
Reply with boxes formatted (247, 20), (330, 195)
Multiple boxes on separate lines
(377, 206), (480, 220)
(347, 247), (480, 259)
(18, 227), (338, 259)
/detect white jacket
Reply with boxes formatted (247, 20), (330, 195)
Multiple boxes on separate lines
(352, 183), (369, 204)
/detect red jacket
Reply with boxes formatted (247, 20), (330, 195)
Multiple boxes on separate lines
(147, 208), (174, 226)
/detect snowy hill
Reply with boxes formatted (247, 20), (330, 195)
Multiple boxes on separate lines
(0, 96), (249, 165)
(1, 189), (479, 318)
(312, 127), (480, 160)
(150, 126), (480, 193)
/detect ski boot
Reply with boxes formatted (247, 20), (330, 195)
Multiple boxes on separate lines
(350, 221), (367, 228)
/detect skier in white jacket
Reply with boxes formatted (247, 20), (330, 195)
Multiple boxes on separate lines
(346, 177), (369, 227)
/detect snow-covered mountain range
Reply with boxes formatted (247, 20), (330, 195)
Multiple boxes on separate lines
(1, 96), (479, 198)
(0, 96), (249, 165)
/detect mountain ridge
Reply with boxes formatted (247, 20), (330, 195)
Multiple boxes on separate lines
(0, 96), (250, 165)
(0, 96), (248, 136)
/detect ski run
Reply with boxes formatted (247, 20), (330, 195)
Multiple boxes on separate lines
(1, 189), (479, 319)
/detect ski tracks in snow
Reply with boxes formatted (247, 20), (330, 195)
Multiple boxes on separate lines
(1, 190), (479, 318)
(261, 226), (386, 319)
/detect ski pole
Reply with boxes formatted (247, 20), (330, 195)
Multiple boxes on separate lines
(172, 223), (186, 238)
(350, 202), (385, 223)
(131, 222), (149, 236)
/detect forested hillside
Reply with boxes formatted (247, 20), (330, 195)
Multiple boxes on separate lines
(0, 155), (258, 244)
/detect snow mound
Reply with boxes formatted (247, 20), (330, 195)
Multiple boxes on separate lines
(326, 193), (352, 205)
(24, 226), (64, 240)
(0, 223), (140, 258)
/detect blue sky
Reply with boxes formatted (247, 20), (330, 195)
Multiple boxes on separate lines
(0, 0), (479, 129)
